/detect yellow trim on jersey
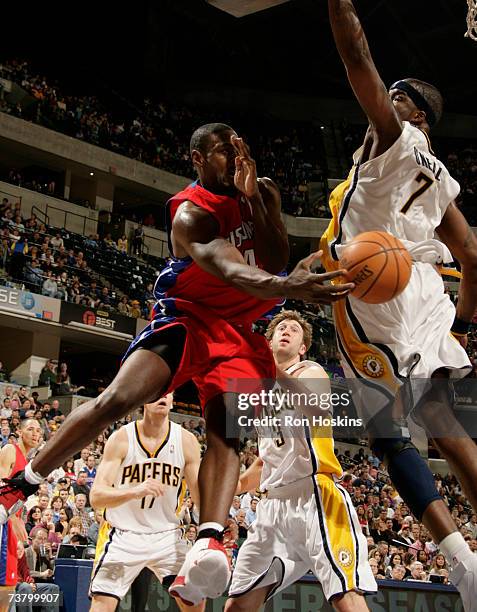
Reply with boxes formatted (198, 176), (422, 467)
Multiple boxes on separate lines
(94, 520), (112, 566)
(134, 420), (171, 458)
(316, 474), (357, 591)
(175, 479), (187, 516)
(309, 422), (343, 479)
(320, 174), (401, 396)
(438, 266), (462, 280)
(320, 169), (355, 269)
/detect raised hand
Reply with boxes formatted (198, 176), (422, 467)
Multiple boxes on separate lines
(283, 251), (354, 304)
(231, 135), (259, 198)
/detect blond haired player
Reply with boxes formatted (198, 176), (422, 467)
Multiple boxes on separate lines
(89, 395), (203, 612)
(225, 311), (376, 611)
(320, 2), (477, 610)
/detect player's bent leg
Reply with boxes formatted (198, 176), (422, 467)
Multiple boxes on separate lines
(0, 348), (173, 522)
(224, 585), (274, 612)
(331, 590), (369, 612)
(199, 393), (241, 525)
(90, 595), (119, 612)
(170, 394), (239, 605)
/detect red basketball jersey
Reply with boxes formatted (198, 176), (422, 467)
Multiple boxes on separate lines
(154, 181), (283, 325)
(0, 444), (28, 585)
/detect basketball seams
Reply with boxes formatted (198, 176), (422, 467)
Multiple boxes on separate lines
(379, 233), (401, 301)
(391, 248), (400, 300)
(356, 250), (388, 300)
(341, 231), (412, 303)
(344, 247), (408, 273)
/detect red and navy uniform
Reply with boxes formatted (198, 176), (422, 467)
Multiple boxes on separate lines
(0, 444), (28, 585)
(123, 181), (283, 408)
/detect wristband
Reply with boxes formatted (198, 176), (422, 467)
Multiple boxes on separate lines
(451, 316), (470, 336)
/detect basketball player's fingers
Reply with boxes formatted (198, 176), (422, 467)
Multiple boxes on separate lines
(298, 250), (322, 270)
(316, 268), (349, 281)
(231, 135), (245, 157)
(148, 482), (166, 496)
(328, 282), (355, 292)
(241, 156), (256, 168)
(328, 291), (352, 302)
(232, 136), (251, 158)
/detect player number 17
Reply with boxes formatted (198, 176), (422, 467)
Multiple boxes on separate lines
(140, 496), (156, 509)
(400, 172), (434, 214)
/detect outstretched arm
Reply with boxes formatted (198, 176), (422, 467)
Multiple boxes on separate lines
(172, 204), (354, 304)
(328, 0), (402, 146)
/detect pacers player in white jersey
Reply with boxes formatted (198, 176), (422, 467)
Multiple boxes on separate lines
(321, 2), (477, 610)
(89, 394), (204, 612)
(225, 311), (376, 611)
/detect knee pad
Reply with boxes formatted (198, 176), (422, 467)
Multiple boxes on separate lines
(370, 436), (441, 521)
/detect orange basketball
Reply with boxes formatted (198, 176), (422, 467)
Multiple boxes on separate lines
(339, 231), (412, 304)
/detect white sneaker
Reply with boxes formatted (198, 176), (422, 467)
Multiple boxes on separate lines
(450, 555), (477, 612)
(169, 537), (231, 606)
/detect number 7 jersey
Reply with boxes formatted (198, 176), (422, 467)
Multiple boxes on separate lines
(323, 121), (459, 264)
(105, 421), (186, 533)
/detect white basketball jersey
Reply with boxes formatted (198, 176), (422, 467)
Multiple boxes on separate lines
(331, 122), (459, 264)
(258, 361), (342, 491)
(106, 420), (185, 533)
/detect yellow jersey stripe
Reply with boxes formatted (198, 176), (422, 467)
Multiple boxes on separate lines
(91, 521), (115, 591)
(308, 421), (343, 478)
(316, 474), (357, 591)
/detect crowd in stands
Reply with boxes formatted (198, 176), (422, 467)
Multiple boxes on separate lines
(2, 378), (476, 590)
(0, 196), (161, 320)
(0, 59), (477, 224)
(0, 59), (325, 219)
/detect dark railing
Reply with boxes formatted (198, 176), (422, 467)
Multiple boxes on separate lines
(31, 204), (49, 227)
(128, 227), (168, 259)
(44, 203), (97, 236)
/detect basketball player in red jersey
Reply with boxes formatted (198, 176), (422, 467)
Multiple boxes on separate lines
(0, 419), (42, 587)
(0, 124), (354, 605)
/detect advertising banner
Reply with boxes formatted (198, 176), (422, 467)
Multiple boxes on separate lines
(60, 301), (136, 336)
(0, 286), (60, 321)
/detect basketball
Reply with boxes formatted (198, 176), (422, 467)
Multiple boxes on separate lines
(339, 231), (412, 304)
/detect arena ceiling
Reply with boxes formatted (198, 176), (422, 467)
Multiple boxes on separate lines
(1, 0), (476, 115)
(147, 0), (477, 115)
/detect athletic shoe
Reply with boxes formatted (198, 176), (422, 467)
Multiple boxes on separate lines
(169, 537), (231, 605)
(450, 555), (477, 612)
(0, 471), (39, 523)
